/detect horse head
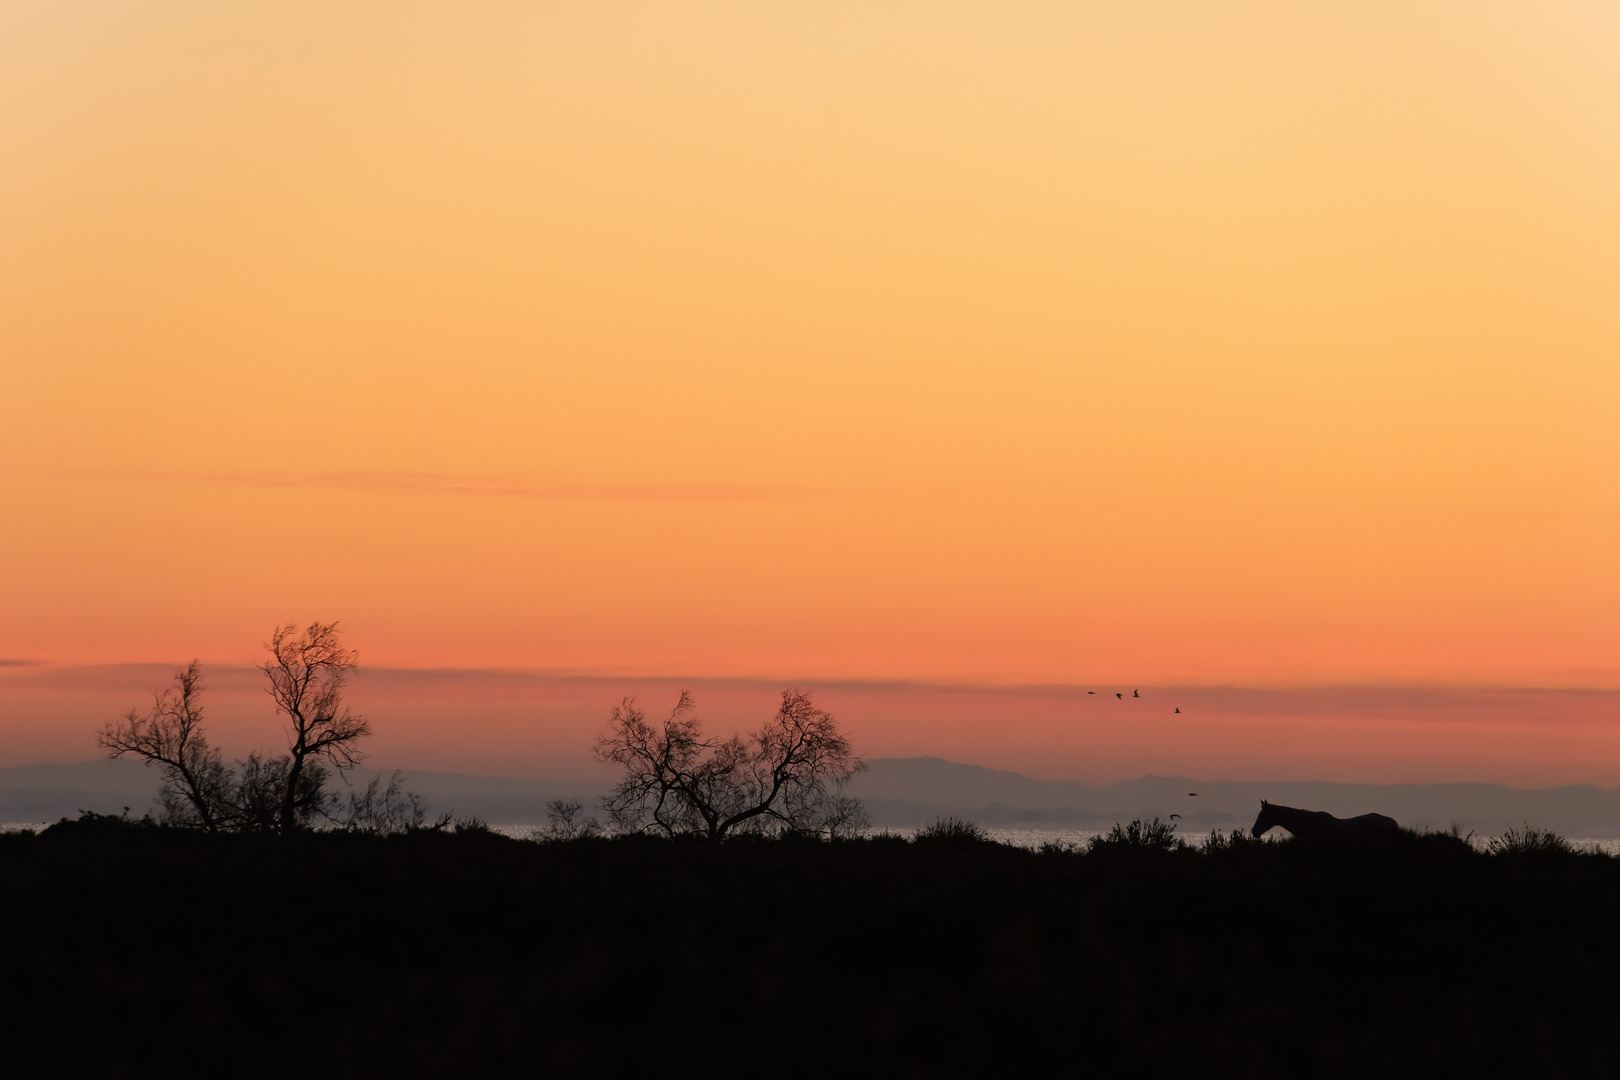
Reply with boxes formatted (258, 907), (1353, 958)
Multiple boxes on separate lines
(1252, 799), (1276, 838)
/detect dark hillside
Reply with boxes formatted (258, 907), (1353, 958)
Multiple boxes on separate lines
(3, 824), (1619, 1077)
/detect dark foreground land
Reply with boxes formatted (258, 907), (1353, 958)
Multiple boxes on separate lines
(5, 822), (1620, 1078)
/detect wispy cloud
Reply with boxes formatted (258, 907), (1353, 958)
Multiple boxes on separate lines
(63, 471), (805, 502)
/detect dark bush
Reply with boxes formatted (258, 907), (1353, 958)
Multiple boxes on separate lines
(1487, 825), (1574, 855)
(1202, 826), (1266, 852)
(1089, 816), (1184, 851)
(41, 809), (157, 837)
(913, 816), (993, 844)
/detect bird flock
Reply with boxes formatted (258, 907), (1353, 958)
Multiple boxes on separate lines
(1087, 687), (1198, 804)
(1086, 687), (1181, 715)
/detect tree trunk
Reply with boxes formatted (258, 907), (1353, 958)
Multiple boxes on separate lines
(279, 750), (305, 834)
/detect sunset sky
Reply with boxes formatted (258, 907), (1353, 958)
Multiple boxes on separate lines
(2, 3), (1617, 782)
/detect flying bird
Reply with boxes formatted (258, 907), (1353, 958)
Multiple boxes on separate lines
(1115, 693), (1123, 700)
(1188, 793), (1198, 797)
(1133, 689), (1139, 698)
(1174, 708), (1180, 714)
(1169, 813), (1181, 820)
(1087, 691), (1095, 695)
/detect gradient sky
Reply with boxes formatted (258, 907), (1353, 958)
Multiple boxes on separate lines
(7, 665), (1620, 788)
(2, 4), (1618, 779)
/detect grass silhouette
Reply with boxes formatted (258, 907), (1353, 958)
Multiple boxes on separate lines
(914, 815), (994, 844)
(4, 814), (1619, 1077)
(1089, 815), (1185, 851)
(1486, 823), (1574, 855)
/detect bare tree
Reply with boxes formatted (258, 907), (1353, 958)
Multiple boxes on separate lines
(98, 662), (234, 832)
(259, 622), (371, 834)
(97, 627), (394, 835)
(594, 688), (864, 840)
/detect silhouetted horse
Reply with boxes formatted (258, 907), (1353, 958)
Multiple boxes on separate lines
(1251, 800), (1400, 841)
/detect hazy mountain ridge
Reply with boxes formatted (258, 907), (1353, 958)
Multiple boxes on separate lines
(10, 756), (1620, 836)
(848, 758), (1620, 836)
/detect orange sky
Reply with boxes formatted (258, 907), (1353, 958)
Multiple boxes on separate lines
(2, 3), (1618, 771)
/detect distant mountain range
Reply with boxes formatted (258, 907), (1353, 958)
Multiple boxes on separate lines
(844, 757), (1620, 837)
(10, 756), (1620, 836)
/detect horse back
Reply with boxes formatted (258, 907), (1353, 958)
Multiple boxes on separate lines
(1343, 812), (1401, 838)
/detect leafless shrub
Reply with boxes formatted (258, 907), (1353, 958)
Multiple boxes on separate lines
(542, 798), (602, 840)
(231, 751), (334, 832)
(816, 783), (871, 840)
(342, 771), (428, 835)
